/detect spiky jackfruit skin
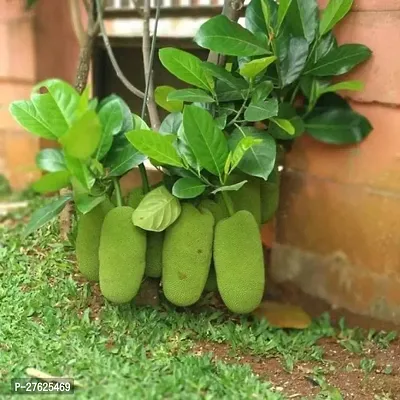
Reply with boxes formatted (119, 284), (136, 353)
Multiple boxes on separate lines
(145, 232), (164, 278)
(204, 266), (218, 293)
(214, 210), (265, 314)
(76, 199), (114, 281)
(260, 168), (280, 223)
(199, 199), (228, 223)
(99, 206), (146, 304)
(228, 175), (261, 226)
(127, 187), (145, 209)
(162, 204), (214, 307)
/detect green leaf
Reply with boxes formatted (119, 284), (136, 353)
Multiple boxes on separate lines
(202, 62), (248, 90)
(65, 155), (95, 190)
(159, 48), (214, 91)
(76, 85), (91, 116)
(96, 98), (124, 160)
(252, 81), (274, 103)
(132, 114), (150, 130)
(59, 110), (101, 160)
(177, 125), (201, 172)
(277, 0), (292, 33)
(215, 81), (249, 102)
(231, 137), (263, 171)
(71, 178), (106, 214)
(320, 0), (353, 36)
(32, 79), (80, 132)
(167, 89), (215, 104)
(285, 0), (318, 43)
(99, 95), (133, 133)
(182, 105), (229, 178)
(305, 108), (372, 144)
(126, 130), (183, 167)
(32, 171), (71, 194)
(36, 149), (66, 172)
(305, 44), (372, 76)
(246, 0), (277, 34)
(212, 180), (248, 194)
(229, 126), (276, 180)
(239, 56), (277, 79)
(270, 118), (295, 135)
(132, 186), (181, 232)
(261, 0), (278, 32)
(244, 98), (279, 122)
(215, 115), (227, 130)
(9, 100), (55, 139)
(172, 177), (206, 199)
(154, 85), (183, 112)
(194, 15), (270, 57)
(159, 113), (182, 135)
(104, 135), (147, 177)
(317, 80), (364, 96)
(278, 36), (309, 87)
(23, 195), (72, 238)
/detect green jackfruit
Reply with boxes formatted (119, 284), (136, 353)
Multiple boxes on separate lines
(145, 232), (164, 278)
(99, 206), (146, 304)
(76, 199), (114, 281)
(228, 175), (261, 226)
(260, 167), (280, 224)
(214, 210), (265, 314)
(204, 266), (218, 293)
(162, 204), (214, 306)
(199, 199), (229, 223)
(126, 187), (145, 209)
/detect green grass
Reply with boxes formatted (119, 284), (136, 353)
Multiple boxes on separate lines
(0, 199), (397, 399)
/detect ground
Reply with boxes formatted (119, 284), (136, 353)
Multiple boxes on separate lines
(0, 196), (399, 399)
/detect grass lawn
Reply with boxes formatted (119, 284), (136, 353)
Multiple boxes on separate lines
(0, 198), (399, 399)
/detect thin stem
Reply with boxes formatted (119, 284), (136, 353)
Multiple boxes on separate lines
(221, 191), (234, 217)
(227, 89), (250, 128)
(95, 0), (145, 99)
(112, 177), (123, 207)
(139, 164), (150, 194)
(290, 84), (300, 105)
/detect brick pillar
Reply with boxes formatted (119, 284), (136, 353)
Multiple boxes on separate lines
(0, 1), (39, 189)
(271, 0), (400, 324)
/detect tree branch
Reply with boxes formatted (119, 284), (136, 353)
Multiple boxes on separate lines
(207, 0), (245, 65)
(95, 0), (145, 99)
(141, 0), (161, 129)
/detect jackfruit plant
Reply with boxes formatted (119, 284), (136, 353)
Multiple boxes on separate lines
(9, 0), (372, 312)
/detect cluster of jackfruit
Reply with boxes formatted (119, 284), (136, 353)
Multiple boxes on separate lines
(75, 181), (270, 313)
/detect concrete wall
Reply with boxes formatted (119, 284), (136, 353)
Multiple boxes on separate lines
(271, 0), (400, 324)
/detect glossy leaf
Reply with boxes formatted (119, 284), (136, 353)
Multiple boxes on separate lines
(202, 62), (248, 90)
(260, 0), (278, 32)
(269, 103), (305, 140)
(132, 186), (181, 232)
(277, 0), (292, 32)
(172, 177), (206, 199)
(126, 130), (183, 167)
(65, 155), (95, 190)
(23, 195), (72, 238)
(239, 56), (277, 79)
(252, 81), (274, 103)
(36, 149), (66, 172)
(177, 125), (201, 173)
(159, 48), (214, 91)
(99, 94), (133, 133)
(215, 115), (227, 130)
(305, 44), (372, 76)
(305, 108), (373, 144)
(317, 80), (364, 96)
(216, 81), (249, 102)
(229, 126), (276, 180)
(32, 171), (71, 194)
(96, 98), (124, 160)
(194, 15), (270, 57)
(244, 98), (279, 122)
(59, 110), (101, 160)
(212, 180), (248, 194)
(231, 137), (263, 171)
(270, 118), (295, 135)
(183, 105), (229, 178)
(154, 85), (183, 112)
(319, 0), (353, 36)
(9, 100), (55, 139)
(278, 36), (309, 87)
(159, 113), (183, 135)
(167, 88), (215, 103)
(104, 135), (147, 177)
(285, 0), (318, 43)
(71, 178), (106, 214)
(245, 0), (277, 34)
(132, 114), (150, 130)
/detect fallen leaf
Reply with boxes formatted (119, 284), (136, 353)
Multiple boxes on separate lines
(252, 301), (312, 329)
